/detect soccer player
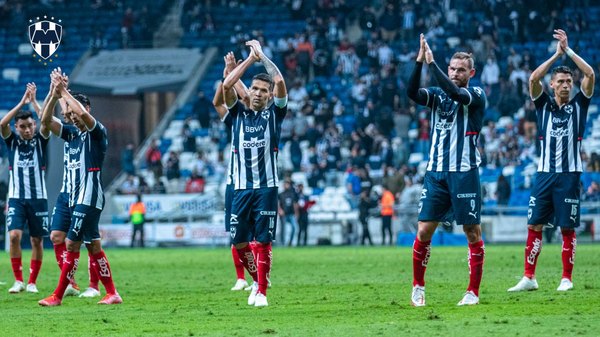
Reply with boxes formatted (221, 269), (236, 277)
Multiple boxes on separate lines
(38, 69), (100, 298)
(508, 29), (595, 292)
(38, 72), (122, 306)
(221, 39), (288, 307)
(407, 34), (487, 306)
(1, 84), (50, 294)
(214, 52), (254, 291)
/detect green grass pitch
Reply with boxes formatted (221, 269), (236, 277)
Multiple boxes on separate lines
(1, 244), (599, 336)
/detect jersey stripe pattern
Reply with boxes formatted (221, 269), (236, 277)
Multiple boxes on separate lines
(4, 132), (49, 199)
(534, 91), (590, 173)
(223, 113), (234, 186)
(424, 86), (486, 172)
(229, 100), (287, 190)
(63, 121), (108, 209)
(59, 124), (78, 194)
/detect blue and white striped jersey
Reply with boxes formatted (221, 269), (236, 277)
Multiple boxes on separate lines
(223, 113), (234, 186)
(59, 124), (79, 194)
(423, 86), (486, 172)
(226, 98), (287, 190)
(534, 90), (591, 173)
(3, 132), (49, 199)
(63, 121), (108, 209)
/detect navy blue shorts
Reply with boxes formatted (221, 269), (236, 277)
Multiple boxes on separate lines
(6, 198), (49, 237)
(224, 184), (234, 232)
(229, 187), (278, 244)
(67, 205), (102, 243)
(51, 192), (73, 233)
(528, 172), (581, 228)
(418, 169), (481, 226)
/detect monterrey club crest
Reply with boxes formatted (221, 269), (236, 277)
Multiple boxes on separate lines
(28, 16), (62, 60)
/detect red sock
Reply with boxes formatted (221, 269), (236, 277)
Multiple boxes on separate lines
(10, 257), (23, 282)
(467, 240), (485, 296)
(54, 251), (80, 298)
(92, 250), (117, 295)
(28, 259), (43, 285)
(524, 228), (543, 279)
(412, 239), (431, 287)
(236, 245), (258, 282)
(53, 243), (67, 269)
(231, 245), (245, 280)
(561, 230), (576, 280)
(88, 252), (100, 290)
(255, 242), (272, 295)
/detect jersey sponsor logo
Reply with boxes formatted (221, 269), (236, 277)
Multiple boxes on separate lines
(435, 107), (454, 117)
(69, 147), (81, 155)
(35, 211), (48, 216)
(67, 161), (82, 169)
(549, 128), (570, 138)
(260, 211), (277, 216)
(434, 120), (453, 130)
(457, 193), (477, 199)
(420, 189), (427, 200)
(526, 238), (542, 265)
(245, 125), (265, 133)
(552, 116), (569, 125)
(564, 198), (579, 204)
(229, 214), (238, 225)
(16, 159), (36, 168)
(18, 149), (33, 157)
(242, 139), (266, 149)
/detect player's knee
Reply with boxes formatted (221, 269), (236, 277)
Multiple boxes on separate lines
(527, 224), (544, 232)
(30, 236), (43, 247)
(9, 231), (22, 245)
(416, 221), (436, 241)
(50, 232), (66, 245)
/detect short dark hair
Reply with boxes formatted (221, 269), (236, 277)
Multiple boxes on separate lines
(551, 66), (573, 79)
(15, 110), (33, 121)
(252, 73), (273, 90)
(451, 52), (474, 69)
(72, 93), (91, 107)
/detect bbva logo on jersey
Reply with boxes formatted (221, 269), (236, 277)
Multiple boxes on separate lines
(28, 16), (62, 61)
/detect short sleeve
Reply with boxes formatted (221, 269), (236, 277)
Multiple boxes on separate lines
(533, 91), (550, 110)
(89, 121), (107, 141)
(467, 86), (486, 108)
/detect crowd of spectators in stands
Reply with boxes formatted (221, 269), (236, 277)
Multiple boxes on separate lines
(115, 0), (600, 213)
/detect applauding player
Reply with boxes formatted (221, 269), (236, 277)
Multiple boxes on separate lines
(38, 71), (122, 306)
(221, 40), (288, 307)
(508, 30), (595, 292)
(407, 34), (487, 306)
